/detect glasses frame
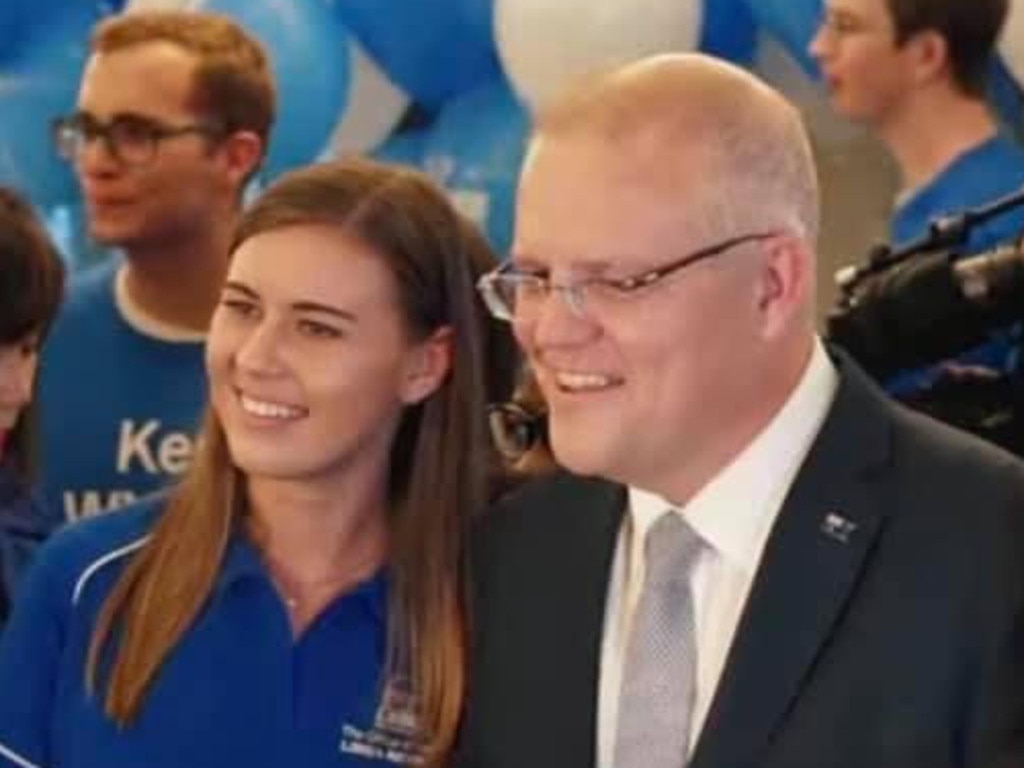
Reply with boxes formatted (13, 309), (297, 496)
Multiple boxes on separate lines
(51, 112), (222, 168)
(477, 231), (778, 322)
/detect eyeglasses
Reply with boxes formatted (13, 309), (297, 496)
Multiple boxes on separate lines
(477, 231), (777, 323)
(487, 401), (547, 461)
(816, 10), (873, 39)
(52, 111), (221, 167)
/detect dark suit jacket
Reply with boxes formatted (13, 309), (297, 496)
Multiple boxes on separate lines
(457, 359), (1024, 768)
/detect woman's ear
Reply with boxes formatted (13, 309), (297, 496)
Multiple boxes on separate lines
(400, 326), (454, 404)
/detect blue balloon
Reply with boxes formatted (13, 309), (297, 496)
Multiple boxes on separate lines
(700, 0), (758, 66)
(0, 3), (105, 206)
(194, 0), (352, 179)
(0, 1), (116, 61)
(371, 127), (429, 168)
(422, 79), (530, 254)
(330, 0), (500, 109)
(745, 0), (823, 77)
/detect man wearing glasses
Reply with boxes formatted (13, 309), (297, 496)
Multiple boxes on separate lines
(38, 11), (274, 522)
(459, 53), (1024, 768)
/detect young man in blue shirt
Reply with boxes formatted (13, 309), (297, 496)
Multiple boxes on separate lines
(39, 11), (274, 523)
(812, 0), (1024, 252)
(811, 0), (1024, 422)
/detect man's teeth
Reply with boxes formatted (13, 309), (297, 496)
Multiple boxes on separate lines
(240, 395), (306, 419)
(555, 372), (617, 391)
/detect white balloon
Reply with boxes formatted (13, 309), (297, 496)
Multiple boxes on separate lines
(495, 0), (703, 114)
(324, 43), (409, 158)
(999, 0), (1024, 88)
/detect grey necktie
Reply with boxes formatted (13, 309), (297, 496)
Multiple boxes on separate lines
(614, 511), (704, 768)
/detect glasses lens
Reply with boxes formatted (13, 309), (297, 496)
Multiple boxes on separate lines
(478, 273), (515, 322)
(52, 119), (82, 160)
(108, 119), (158, 165)
(488, 403), (541, 461)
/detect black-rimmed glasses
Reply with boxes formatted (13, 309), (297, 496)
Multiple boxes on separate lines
(52, 112), (222, 167)
(477, 231), (777, 322)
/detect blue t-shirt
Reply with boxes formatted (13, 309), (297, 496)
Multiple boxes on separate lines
(0, 496), (420, 768)
(891, 133), (1024, 253)
(885, 133), (1024, 396)
(37, 259), (207, 523)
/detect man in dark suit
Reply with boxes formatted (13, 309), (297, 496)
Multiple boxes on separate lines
(460, 53), (1024, 768)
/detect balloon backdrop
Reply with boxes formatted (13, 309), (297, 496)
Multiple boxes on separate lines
(330, 0), (500, 110)
(495, 0), (702, 113)
(370, 127), (429, 168)
(422, 80), (529, 253)
(0, 2), (105, 205)
(324, 42), (408, 158)
(745, 0), (822, 77)
(192, 0), (352, 179)
(700, 0), (757, 65)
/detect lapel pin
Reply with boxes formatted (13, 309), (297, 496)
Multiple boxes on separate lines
(821, 512), (858, 544)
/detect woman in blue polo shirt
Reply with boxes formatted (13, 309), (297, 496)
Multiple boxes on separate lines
(0, 159), (516, 768)
(0, 187), (64, 628)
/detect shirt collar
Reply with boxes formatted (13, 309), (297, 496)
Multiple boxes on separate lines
(215, 529), (390, 623)
(628, 337), (838, 575)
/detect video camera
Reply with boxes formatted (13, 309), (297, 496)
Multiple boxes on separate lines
(826, 187), (1024, 452)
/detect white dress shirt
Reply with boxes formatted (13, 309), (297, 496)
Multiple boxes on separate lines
(596, 339), (839, 766)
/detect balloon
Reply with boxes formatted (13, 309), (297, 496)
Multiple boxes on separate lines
(700, 0), (757, 65)
(745, 0), (823, 77)
(323, 42), (408, 158)
(1, 1), (113, 59)
(330, 0), (499, 109)
(422, 80), (530, 253)
(0, 2), (105, 206)
(370, 128), (429, 168)
(1000, 2), (1024, 93)
(496, 0), (703, 114)
(193, 0), (352, 179)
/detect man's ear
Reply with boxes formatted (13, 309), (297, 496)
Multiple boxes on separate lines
(754, 233), (812, 339)
(906, 29), (950, 87)
(401, 326), (454, 405)
(217, 130), (264, 189)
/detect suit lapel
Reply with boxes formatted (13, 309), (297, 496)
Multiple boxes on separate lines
(691, 359), (895, 768)
(520, 475), (626, 766)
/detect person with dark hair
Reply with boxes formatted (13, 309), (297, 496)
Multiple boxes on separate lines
(0, 158), (516, 768)
(39, 10), (275, 522)
(0, 187), (65, 628)
(811, 0), (1024, 406)
(811, 0), (1023, 252)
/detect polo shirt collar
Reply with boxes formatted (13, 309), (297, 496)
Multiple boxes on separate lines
(215, 529), (390, 623)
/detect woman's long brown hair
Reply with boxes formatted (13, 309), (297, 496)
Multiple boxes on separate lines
(85, 158), (517, 765)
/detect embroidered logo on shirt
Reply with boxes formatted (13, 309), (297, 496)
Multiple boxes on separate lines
(339, 677), (426, 764)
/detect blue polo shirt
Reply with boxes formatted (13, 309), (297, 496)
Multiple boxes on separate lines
(0, 497), (424, 768)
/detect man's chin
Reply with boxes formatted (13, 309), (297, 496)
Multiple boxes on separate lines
(88, 224), (141, 249)
(549, 435), (612, 479)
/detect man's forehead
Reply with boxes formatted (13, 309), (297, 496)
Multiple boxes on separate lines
(525, 132), (712, 192)
(77, 43), (199, 117)
(824, 0), (890, 21)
